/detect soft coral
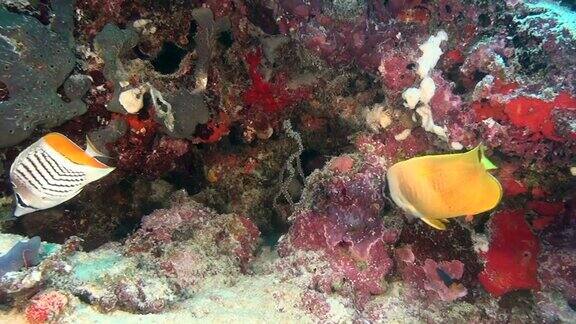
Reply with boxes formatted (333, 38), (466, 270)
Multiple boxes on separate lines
(242, 48), (308, 118)
(478, 209), (540, 297)
(474, 92), (576, 141)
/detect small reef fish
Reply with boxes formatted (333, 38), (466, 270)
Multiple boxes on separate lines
(436, 267), (467, 297)
(436, 267), (455, 286)
(10, 133), (115, 217)
(386, 145), (502, 230)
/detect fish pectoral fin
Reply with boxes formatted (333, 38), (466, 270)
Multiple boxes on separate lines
(421, 217), (447, 230)
(440, 218), (450, 223)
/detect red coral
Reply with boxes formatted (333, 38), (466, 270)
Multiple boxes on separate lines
(473, 100), (508, 122)
(504, 93), (576, 141)
(395, 7), (431, 24)
(109, 112), (189, 178)
(193, 112), (230, 144)
(501, 178), (528, 197)
(528, 201), (565, 230)
(142, 136), (189, 178)
(478, 210), (540, 297)
(386, 0), (421, 16)
(474, 91), (576, 142)
(25, 291), (68, 324)
(497, 164), (528, 197)
(243, 49), (308, 115)
(504, 96), (559, 141)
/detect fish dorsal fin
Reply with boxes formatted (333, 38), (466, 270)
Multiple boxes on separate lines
(479, 145), (498, 170)
(43, 133), (111, 169)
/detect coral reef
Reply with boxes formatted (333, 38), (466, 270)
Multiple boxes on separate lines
(25, 290), (68, 324)
(279, 153), (399, 304)
(0, 0), (574, 322)
(395, 245), (468, 302)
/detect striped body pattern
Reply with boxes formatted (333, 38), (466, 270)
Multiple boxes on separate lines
(10, 133), (114, 216)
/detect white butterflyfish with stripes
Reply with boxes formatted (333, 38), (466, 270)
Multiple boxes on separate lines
(9, 133), (115, 217)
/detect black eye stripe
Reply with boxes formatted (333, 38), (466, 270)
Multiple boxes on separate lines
(15, 193), (37, 209)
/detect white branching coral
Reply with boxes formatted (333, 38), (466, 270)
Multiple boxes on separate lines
(416, 31), (448, 78)
(402, 31), (449, 142)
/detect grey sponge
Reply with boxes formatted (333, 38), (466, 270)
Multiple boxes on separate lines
(0, 0), (89, 148)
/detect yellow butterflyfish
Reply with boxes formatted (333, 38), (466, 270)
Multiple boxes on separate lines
(386, 145), (502, 230)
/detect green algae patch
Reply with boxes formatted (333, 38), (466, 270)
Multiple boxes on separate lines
(39, 242), (61, 259)
(72, 250), (129, 283)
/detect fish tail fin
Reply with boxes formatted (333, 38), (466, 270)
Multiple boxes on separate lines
(85, 136), (109, 158)
(479, 144), (498, 170)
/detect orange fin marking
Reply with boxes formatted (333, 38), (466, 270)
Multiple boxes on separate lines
(465, 215), (474, 222)
(44, 133), (110, 169)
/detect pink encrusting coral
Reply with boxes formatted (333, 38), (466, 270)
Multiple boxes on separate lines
(25, 291), (69, 324)
(395, 245), (468, 303)
(279, 154), (398, 303)
(354, 127), (431, 162)
(422, 259), (467, 302)
(1, 0), (576, 322)
(378, 50), (419, 93)
(478, 209), (540, 297)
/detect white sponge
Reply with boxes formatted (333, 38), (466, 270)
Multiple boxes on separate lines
(417, 30), (448, 78)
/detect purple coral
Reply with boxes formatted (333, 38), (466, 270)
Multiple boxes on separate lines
(279, 155), (398, 303)
(127, 198), (260, 270)
(538, 198), (576, 315)
(395, 245), (468, 303)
